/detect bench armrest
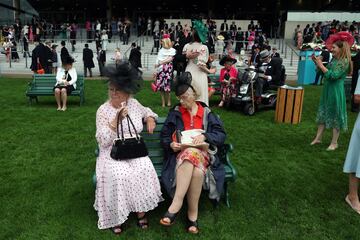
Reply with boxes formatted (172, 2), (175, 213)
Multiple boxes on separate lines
(219, 143), (237, 181)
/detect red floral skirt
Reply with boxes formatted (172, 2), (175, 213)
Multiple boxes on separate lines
(176, 147), (209, 174)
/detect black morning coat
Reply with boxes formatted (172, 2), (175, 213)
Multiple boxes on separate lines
(83, 47), (95, 68)
(160, 102), (226, 200)
(265, 57), (283, 86)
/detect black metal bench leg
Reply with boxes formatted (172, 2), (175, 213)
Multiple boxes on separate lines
(35, 97), (39, 103)
(80, 94), (84, 106)
(224, 182), (230, 208)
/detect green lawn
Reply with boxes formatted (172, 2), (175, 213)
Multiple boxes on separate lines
(1, 77), (360, 240)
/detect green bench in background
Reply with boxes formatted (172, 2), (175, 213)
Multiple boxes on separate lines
(26, 74), (85, 105)
(208, 74), (221, 95)
(94, 117), (237, 207)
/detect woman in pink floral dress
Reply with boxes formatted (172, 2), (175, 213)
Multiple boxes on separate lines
(94, 62), (163, 235)
(155, 35), (176, 107)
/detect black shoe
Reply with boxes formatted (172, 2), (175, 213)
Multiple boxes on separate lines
(186, 218), (199, 234)
(160, 211), (178, 226)
(137, 213), (149, 229)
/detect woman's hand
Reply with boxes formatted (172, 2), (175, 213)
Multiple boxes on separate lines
(111, 106), (128, 127)
(192, 134), (206, 145)
(186, 51), (200, 59)
(170, 142), (181, 152)
(146, 117), (156, 134)
(209, 68), (216, 74)
(312, 55), (322, 66)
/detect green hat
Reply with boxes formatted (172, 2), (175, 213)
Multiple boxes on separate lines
(192, 20), (208, 44)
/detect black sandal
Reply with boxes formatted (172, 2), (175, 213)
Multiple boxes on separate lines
(137, 213), (149, 229)
(159, 211), (178, 226)
(111, 225), (123, 235)
(186, 218), (199, 234)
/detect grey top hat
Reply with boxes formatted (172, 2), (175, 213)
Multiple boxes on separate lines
(260, 50), (270, 60)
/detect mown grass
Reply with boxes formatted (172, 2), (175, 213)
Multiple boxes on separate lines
(1, 77), (360, 240)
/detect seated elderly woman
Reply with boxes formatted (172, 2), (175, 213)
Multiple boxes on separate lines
(159, 72), (226, 234)
(218, 55), (238, 107)
(54, 55), (77, 111)
(94, 61), (163, 235)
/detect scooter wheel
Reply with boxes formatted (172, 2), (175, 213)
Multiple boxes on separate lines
(244, 103), (255, 116)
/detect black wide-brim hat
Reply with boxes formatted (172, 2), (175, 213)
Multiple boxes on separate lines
(104, 61), (143, 94)
(219, 55), (237, 66)
(174, 71), (193, 96)
(63, 55), (75, 65)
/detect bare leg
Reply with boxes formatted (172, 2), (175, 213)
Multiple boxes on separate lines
(328, 128), (340, 149)
(54, 88), (61, 110)
(311, 124), (325, 145)
(348, 174), (360, 210)
(162, 161), (194, 223)
(160, 91), (165, 107)
(166, 92), (171, 106)
(61, 88), (68, 111)
(186, 167), (204, 225)
(218, 93), (225, 107)
(136, 212), (148, 229)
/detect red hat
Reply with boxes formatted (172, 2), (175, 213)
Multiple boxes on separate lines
(162, 34), (170, 39)
(325, 31), (354, 50)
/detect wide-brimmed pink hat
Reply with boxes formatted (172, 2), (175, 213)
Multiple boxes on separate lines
(325, 31), (355, 50)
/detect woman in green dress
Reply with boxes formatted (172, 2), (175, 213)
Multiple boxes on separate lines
(310, 32), (354, 151)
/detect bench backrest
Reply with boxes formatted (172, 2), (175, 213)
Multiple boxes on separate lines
(141, 117), (166, 166)
(32, 74), (84, 90)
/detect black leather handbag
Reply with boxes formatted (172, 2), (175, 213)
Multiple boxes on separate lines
(110, 114), (148, 160)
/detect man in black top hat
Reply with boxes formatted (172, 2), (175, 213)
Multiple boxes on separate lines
(30, 39), (52, 74)
(60, 40), (70, 64)
(129, 42), (142, 70)
(83, 43), (95, 77)
(255, 49), (283, 103)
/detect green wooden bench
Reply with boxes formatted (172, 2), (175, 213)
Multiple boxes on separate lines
(26, 74), (85, 105)
(93, 117), (237, 207)
(208, 74), (221, 95)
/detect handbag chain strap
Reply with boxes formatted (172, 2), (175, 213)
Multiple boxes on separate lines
(116, 113), (140, 141)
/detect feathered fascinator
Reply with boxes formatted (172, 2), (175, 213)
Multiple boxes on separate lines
(192, 20), (209, 44)
(325, 31), (354, 50)
(174, 71), (193, 96)
(104, 61), (143, 94)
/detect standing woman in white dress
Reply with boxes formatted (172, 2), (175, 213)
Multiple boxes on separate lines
(182, 20), (216, 106)
(343, 73), (360, 214)
(94, 61), (163, 235)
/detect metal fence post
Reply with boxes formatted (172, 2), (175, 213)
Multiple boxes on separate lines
(284, 43), (287, 59)
(278, 38), (281, 50)
(9, 50), (12, 68)
(281, 39), (284, 54)
(290, 50), (293, 66)
(25, 54), (28, 68)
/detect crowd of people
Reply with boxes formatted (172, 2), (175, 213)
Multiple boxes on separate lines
(294, 20), (360, 49)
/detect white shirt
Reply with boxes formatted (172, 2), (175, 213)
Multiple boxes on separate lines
(56, 67), (77, 89)
(96, 23), (101, 31)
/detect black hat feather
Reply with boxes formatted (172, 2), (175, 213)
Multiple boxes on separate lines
(104, 61), (143, 94)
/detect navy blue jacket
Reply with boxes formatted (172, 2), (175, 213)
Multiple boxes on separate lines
(160, 102), (226, 200)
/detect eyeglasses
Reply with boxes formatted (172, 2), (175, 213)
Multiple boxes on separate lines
(108, 87), (118, 92)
